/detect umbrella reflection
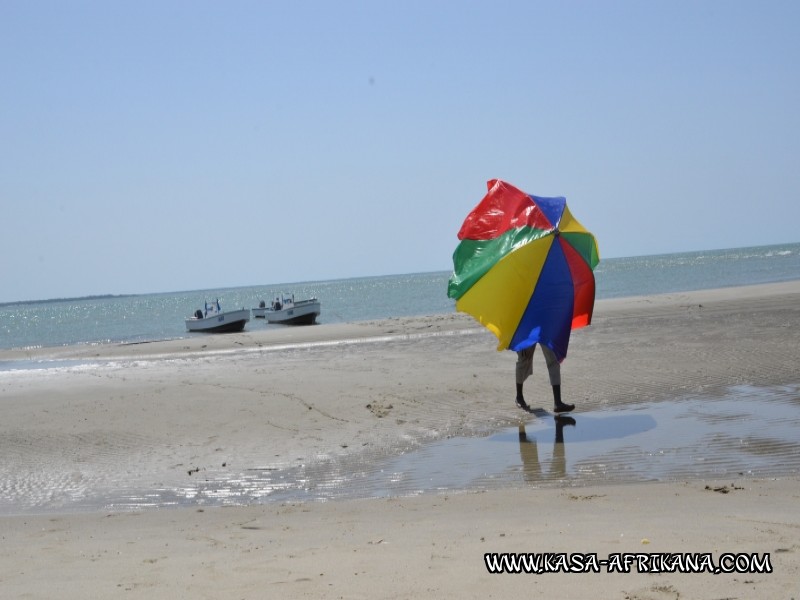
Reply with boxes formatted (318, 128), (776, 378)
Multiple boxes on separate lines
(518, 416), (576, 482)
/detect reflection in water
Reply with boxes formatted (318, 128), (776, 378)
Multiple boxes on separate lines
(518, 416), (575, 482)
(2, 384), (799, 514)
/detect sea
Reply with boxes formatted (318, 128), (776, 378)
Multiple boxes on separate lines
(1, 242), (798, 354)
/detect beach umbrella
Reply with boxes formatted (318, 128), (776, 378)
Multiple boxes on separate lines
(447, 179), (599, 361)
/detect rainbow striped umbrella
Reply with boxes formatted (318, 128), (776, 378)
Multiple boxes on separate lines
(448, 179), (600, 361)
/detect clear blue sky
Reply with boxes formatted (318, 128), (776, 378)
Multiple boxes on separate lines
(2, 1), (798, 303)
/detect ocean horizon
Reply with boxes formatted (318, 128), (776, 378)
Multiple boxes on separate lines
(1, 242), (798, 353)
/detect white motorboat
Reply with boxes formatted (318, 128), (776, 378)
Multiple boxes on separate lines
(251, 300), (268, 319)
(260, 294), (320, 325)
(185, 300), (249, 333)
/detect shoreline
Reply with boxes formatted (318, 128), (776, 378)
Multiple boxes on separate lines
(2, 281), (800, 598)
(3, 478), (799, 598)
(3, 279), (799, 363)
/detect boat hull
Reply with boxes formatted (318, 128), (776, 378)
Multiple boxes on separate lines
(185, 309), (250, 333)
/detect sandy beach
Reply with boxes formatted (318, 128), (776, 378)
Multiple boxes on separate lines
(2, 281), (799, 599)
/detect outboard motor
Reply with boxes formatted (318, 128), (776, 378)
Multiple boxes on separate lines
(194, 309), (204, 319)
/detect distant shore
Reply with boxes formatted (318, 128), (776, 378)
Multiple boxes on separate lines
(2, 281), (799, 598)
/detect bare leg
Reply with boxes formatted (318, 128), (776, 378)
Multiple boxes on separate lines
(515, 348), (535, 411)
(552, 384), (575, 413)
(516, 383), (530, 411)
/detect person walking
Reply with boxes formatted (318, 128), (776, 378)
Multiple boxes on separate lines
(515, 344), (575, 414)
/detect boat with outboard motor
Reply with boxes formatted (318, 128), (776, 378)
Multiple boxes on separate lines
(185, 299), (250, 333)
(259, 293), (320, 325)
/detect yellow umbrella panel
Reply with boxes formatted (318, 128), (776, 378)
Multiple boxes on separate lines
(455, 235), (553, 351)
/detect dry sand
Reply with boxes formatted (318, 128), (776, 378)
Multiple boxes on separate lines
(1, 281), (799, 599)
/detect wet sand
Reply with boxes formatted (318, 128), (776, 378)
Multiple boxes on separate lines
(1, 281), (799, 598)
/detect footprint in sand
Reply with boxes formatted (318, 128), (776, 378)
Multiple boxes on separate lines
(366, 402), (393, 418)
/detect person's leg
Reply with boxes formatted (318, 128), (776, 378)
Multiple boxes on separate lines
(515, 347), (535, 409)
(541, 345), (574, 413)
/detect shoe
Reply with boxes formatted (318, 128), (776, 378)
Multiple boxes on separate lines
(515, 397), (530, 411)
(553, 402), (575, 414)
